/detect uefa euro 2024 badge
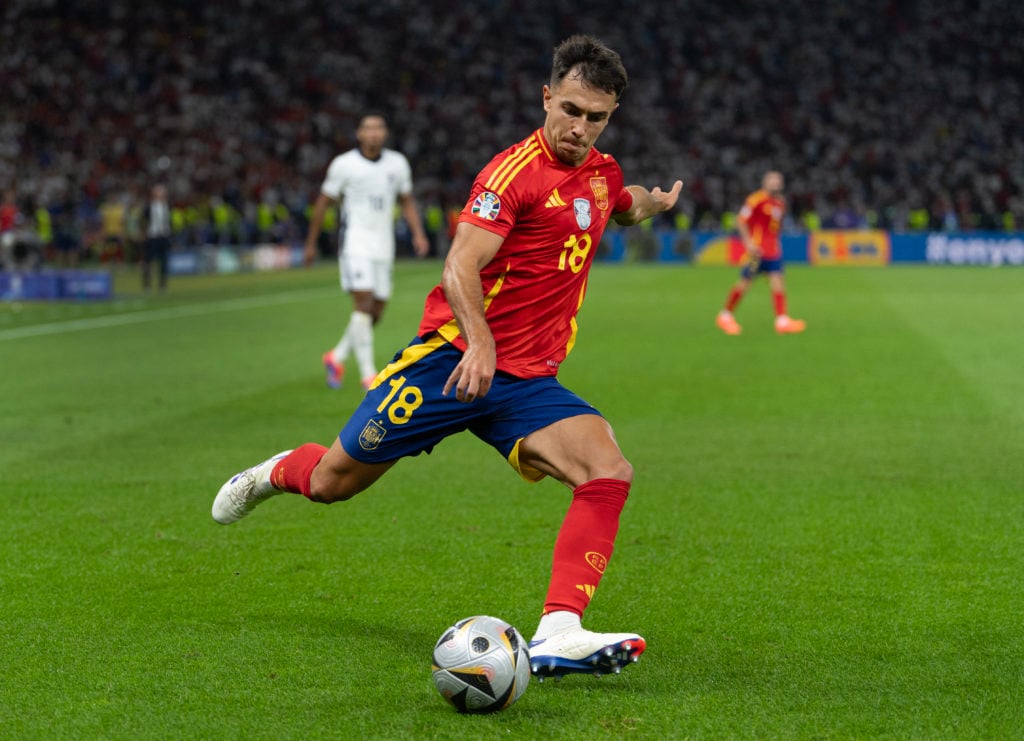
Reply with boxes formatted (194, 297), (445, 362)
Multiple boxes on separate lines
(471, 192), (501, 221)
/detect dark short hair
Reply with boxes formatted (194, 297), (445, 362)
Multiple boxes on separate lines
(358, 111), (388, 128)
(550, 35), (628, 99)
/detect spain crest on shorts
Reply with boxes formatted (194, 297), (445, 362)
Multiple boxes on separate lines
(358, 419), (387, 451)
(573, 198), (592, 230)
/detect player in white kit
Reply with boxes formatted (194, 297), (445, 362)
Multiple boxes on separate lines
(304, 113), (430, 390)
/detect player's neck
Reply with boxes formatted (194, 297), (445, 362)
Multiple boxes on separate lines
(359, 146), (383, 162)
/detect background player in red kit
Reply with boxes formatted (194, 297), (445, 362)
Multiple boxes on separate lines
(716, 171), (806, 335)
(213, 35), (682, 679)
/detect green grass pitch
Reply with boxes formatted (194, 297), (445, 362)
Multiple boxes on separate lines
(1, 260), (1022, 739)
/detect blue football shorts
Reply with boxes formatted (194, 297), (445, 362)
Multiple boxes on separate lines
(741, 257), (783, 280)
(337, 333), (602, 482)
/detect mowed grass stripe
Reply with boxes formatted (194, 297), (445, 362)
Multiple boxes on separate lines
(0, 286), (338, 341)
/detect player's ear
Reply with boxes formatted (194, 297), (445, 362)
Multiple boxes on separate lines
(542, 84), (552, 111)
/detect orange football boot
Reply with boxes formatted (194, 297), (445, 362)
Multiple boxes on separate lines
(775, 316), (806, 334)
(716, 312), (742, 335)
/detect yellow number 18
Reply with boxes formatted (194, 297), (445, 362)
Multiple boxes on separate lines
(375, 376), (423, 425)
(559, 233), (592, 274)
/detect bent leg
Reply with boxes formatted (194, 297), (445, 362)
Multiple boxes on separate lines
(271, 437), (395, 503)
(308, 437), (396, 502)
(724, 276), (751, 312)
(518, 415), (633, 618)
(517, 414), (632, 489)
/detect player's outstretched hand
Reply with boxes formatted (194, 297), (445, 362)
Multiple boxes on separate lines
(616, 180), (684, 225)
(652, 180), (684, 212)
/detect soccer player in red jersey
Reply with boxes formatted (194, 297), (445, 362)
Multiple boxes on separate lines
(716, 171), (806, 334)
(213, 35), (681, 680)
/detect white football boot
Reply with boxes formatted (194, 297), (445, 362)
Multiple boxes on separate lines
(212, 450), (292, 524)
(528, 627), (646, 680)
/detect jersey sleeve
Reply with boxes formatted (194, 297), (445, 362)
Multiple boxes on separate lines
(395, 154), (413, 196)
(320, 156), (347, 200)
(612, 185), (632, 214)
(738, 192), (761, 224)
(457, 156), (526, 239)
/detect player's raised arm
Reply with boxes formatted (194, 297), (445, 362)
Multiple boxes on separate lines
(441, 221), (505, 402)
(612, 180), (683, 226)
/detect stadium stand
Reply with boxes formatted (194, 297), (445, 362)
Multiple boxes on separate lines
(1, 0), (1021, 262)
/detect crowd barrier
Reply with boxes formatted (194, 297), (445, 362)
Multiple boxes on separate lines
(3, 231), (1021, 301)
(168, 243), (306, 275)
(0, 270), (112, 301)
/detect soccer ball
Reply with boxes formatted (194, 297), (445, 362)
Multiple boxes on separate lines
(431, 615), (531, 713)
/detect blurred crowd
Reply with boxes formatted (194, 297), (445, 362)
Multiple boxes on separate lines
(1, 0), (1022, 266)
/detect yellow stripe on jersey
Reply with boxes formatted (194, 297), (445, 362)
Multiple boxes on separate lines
(435, 263), (511, 346)
(485, 140), (537, 191)
(565, 317), (579, 357)
(485, 139), (541, 195)
(563, 278), (588, 357)
(368, 332), (449, 390)
(534, 130), (555, 160)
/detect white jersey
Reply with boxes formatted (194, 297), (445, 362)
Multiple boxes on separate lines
(320, 147), (413, 260)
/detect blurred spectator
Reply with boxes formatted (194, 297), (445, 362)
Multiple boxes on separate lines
(141, 184), (172, 292)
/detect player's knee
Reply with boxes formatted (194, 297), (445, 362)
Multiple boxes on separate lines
(307, 476), (360, 503)
(590, 454), (633, 485)
(613, 456), (634, 484)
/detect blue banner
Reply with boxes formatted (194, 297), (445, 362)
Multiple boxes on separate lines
(599, 230), (1024, 266)
(1, 270), (112, 301)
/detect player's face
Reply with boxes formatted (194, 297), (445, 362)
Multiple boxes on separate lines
(764, 171), (784, 196)
(542, 71), (619, 166)
(356, 116), (388, 155)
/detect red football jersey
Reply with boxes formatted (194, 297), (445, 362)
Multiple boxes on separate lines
(418, 129), (633, 378)
(738, 189), (785, 259)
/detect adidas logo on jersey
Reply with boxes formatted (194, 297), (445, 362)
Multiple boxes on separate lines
(545, 188), (567, 208)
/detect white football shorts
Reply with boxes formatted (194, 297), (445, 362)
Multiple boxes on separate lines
(339, 254), (393, 300)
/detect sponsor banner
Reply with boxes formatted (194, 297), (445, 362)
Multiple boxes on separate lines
(1, 270), (112, 301)
(809, 230), (890, 266)
(60, 271), (113, 299)
(601, 231), (812, 264)
(923, 233), (1024, 266)
(168, 243), (305, 275)
(598, 229), (1024, 266)
(252, 244), (305, 271)
(168, 251), (200, 275)
(694, 233), (743, 266)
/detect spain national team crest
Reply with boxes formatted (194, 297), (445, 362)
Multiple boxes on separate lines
(585, 551), (608, 574)
(589, 176), (609, 210)
(358, 419), (387, 451)
(471, 191), (501, 221)
(573, 198), (592, 230)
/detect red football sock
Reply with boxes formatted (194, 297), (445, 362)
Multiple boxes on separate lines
(725, 287), (743, 312)
(773, 291), (787, 317)
(270, 443), (328, 498)
(543, 478), (630, 617)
